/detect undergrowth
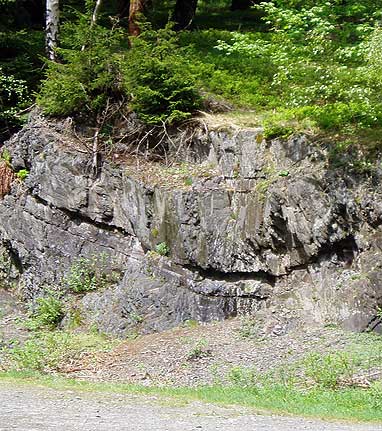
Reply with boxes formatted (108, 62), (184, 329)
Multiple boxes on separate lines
(1, 318), (382, 421)
(25, 295), (64, 331)
(1, 330), (117, 373)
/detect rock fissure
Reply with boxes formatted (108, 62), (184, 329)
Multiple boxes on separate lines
(183, 264), (276, 286)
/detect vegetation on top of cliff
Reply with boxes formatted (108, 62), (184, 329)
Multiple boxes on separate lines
(2, 0), (382, 154)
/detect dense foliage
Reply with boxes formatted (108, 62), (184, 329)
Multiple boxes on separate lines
(2, 0), (382, 147)
(202, 0), (382, 135)
(122, 25), (202, 124)
(38, 20), (201, 125)
(38, 15), (126, 117)
(0, 69), (29, 139)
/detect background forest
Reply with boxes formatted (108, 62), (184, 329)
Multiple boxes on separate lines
(2, 0), (382, 154)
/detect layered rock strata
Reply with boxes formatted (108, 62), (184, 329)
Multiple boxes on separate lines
(1, 115), (381, 335)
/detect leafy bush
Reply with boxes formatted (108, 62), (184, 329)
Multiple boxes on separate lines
(257, 0), (380, 43)
(186, 338), (211, 360)
(365, 26), (382, 95)
(155, 242), (169, 256)
(4, 330), (117, 372)
(0, 68), (29, 142)
(64, 253), (120, 293)
(26, 295), (64, 330)
(303, 351), (354, 389)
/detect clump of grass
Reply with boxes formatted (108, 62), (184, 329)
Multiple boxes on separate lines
(25, 295), (64, 331)
(64, 253), (121, 293)
(2, 330), (118, 373)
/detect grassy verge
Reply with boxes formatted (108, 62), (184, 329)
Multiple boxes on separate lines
(0, 370), (381, 423)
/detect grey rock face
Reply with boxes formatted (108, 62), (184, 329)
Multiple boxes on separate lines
(0, 115), (381, 335)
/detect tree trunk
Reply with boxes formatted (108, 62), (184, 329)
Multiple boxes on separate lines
(91, 0), (103, 26)
(81, 0), (103, 51)
(231, 0), (252, 11)
(45, 0), (60, 61)
(173, 0), (198, 31)
(129, 0), (146, 36)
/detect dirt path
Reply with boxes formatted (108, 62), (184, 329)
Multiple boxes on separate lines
(0, 385), (381, 431)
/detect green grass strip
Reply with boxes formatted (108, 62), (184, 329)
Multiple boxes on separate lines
(1, 371), (381, 424)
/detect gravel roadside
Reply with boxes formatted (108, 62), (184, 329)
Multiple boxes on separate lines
(0, 384), (381, 431)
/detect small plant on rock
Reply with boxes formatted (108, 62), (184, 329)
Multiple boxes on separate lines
(16, 169), (29, 181)
(186, 338), (212, 360)
(26, 295), (64, 330)
(65, 253), (121, 293)
(155, 242), (170, 257)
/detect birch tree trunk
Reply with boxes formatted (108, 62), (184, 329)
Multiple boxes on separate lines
(81, 0), (103, 51)
(45, 0), (60, 61)
(91, 0), (103, 26)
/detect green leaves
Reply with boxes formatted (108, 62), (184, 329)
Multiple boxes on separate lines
(37, 19), (201, 126)
(26, 295), (64, 330)
(0, 68), (29, 140)
(38, 15), (125, 117)
(122, 24), (202, 125)
(64, 254), (121, 293)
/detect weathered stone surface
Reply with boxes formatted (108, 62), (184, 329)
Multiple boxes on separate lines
(1, 115), (382, 335)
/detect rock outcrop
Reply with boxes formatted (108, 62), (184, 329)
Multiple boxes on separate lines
(1, 114), (382, 336)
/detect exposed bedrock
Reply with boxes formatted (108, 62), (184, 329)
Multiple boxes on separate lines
(1, 115), (382, 335)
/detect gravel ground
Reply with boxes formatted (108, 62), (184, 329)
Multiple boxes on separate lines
(1, 384), (381, 431)
(63, 318), (368, 386)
